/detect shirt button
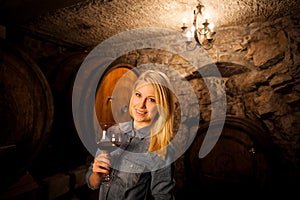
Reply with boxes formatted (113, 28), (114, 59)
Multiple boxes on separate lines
(130, 164), (133, 168)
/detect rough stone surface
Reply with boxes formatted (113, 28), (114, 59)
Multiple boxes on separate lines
(1, 0), (300, 48)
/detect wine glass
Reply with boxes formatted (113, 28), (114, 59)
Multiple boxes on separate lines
(96, 127), (122, 183)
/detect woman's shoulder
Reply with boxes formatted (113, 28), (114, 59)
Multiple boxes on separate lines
(107, 121), (132, 133)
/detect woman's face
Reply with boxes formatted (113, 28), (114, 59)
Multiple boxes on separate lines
(129, 82), (158, 128)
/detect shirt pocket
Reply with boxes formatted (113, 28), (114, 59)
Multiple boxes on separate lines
(119, 155), (146, 173)
(116, 157), (146, 184)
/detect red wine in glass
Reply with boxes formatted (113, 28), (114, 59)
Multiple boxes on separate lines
(97, 132), (122, 151)
(97, 130), (122, 183)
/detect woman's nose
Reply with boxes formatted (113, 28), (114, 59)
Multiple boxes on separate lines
(137, 98), (147, 108)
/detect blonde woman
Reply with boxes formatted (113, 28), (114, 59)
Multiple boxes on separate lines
(86, 70), (176, 199)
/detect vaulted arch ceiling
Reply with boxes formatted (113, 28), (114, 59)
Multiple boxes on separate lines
(1, 0), (299, 48)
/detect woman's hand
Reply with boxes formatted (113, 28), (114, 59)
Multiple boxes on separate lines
(93, 151), (111, 175)
(89, 151), (111, 189)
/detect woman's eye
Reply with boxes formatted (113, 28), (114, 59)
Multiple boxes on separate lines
(148, 98), (156, 103)
(135, 92), (141, 97)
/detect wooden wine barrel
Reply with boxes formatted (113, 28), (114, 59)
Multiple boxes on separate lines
(95, 64), (138, 130)
(182, 116), (274, 197)
(40, 53), (138, 174)
(41, 51), (89, 103)
(36, 51), (91, 176)
(0, 40), (54, 189)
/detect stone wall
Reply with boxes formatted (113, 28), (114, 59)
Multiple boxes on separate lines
(105, 14), (300, 187)
(213, 14), (300, 177)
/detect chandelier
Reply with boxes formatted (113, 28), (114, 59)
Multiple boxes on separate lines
(181, 1), (216, 50)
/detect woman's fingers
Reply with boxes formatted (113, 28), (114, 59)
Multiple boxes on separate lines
(93, 152), (111, 174)
(96, 152), (111, 166)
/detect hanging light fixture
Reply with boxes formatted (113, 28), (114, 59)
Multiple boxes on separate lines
(181, 1), (216, 50)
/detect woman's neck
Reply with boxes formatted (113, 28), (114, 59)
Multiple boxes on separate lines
(133, 121), (150, 130)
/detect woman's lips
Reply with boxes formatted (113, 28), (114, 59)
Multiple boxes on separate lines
(135, 109), (146, 116)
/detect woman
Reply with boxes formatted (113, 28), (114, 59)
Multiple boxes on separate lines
(86, 70), (176, 199)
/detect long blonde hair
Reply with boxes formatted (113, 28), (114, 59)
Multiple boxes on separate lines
(130, 70), (175, 159)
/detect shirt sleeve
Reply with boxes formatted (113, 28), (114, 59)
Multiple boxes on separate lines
(85, 149), (101, 190)
(85, 163), (97, 190)
(150, 163), (175, 200)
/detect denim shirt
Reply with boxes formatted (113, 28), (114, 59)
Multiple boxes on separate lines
(86, 120), (176, 200)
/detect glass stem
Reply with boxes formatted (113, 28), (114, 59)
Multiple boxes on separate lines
(102, 130), (106, 140)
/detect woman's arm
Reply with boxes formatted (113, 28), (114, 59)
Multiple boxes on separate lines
(86, 151), (111, 189)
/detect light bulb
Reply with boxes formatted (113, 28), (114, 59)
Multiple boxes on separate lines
(186, 30), (192, 41)
(209, 23), (215, 32)
(190, 26), (196, 33)
(182, 17), (187, 28)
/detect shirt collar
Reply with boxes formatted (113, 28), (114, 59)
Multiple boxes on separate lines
(135, 125), (150, 139)
(119, 119), (150, 139)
